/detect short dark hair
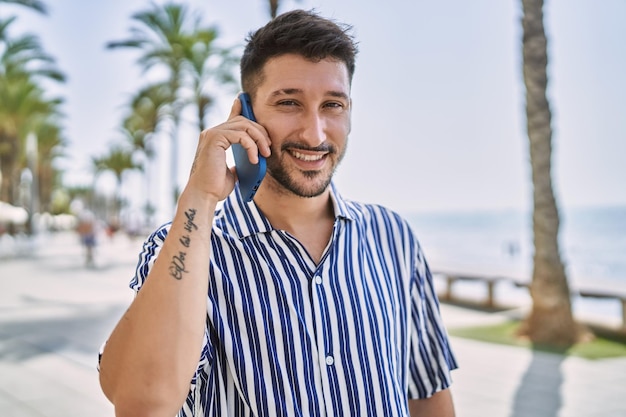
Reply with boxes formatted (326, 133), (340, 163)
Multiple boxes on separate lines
(240, 9), (358, 95)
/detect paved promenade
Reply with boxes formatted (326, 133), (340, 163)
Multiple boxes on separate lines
(0, 231), (625, 416)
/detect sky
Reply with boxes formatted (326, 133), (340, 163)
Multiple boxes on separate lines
(5, 0), (626, 222)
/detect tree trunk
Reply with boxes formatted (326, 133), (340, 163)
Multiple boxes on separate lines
(519, 0), (582, 346)
(269, 0), (279, 19)
(0, 133), (18, 205)
(38, 163), (54, 213)
(170, 111), (181, 207)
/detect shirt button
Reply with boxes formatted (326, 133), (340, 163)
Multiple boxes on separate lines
(325, 355), (334, 366)
(314, 275), (323, 285)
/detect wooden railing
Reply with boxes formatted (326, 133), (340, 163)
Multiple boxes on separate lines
(433, 271), (626, 331)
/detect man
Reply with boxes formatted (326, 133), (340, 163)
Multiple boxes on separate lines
(99, 9), (457, 417)
(76, 209), (97, 267)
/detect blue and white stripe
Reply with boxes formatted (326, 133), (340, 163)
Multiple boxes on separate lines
(129, 184), (457, 417)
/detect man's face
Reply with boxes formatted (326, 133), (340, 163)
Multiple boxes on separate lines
(252, 54), (351, 198)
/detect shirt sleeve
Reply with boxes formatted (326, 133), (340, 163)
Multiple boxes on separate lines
(406, 241), (458, 399)
(129, 223), (171, 293)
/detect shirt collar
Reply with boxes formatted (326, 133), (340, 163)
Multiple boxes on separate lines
(222, 182), (355, 239)
(329, 182), (355, 222)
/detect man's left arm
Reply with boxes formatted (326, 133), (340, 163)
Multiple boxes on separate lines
(408, 388), (455, 417)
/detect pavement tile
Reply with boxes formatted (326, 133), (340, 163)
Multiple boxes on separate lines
(0, 391), (43, 417)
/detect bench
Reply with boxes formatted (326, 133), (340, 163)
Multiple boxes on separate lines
(435, 272), (626, 330)
(578, 289), (626, 330)
(435, 273), (504, 309)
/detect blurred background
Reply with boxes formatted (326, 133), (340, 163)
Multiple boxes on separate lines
(1, 0), (625, 321)
(1, 1), (626, 416)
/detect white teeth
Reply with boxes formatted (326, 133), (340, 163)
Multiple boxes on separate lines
(291, 151), (324, 162)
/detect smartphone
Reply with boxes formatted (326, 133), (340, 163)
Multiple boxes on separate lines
(232, 93), (266, 202)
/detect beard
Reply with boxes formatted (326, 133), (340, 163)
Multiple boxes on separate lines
(266, 141), (347, 198)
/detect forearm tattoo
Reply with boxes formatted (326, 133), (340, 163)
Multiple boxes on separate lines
(169, 208), (198, 280)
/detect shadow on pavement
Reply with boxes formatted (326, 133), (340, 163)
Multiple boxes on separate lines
(509, 350), (565, 417)
(0, 302), (127, 363)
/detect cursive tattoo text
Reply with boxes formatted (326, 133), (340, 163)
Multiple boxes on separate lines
(169, 251), (188, 280)
(168, 208), (198, 280)
(183, 208), (198, 233)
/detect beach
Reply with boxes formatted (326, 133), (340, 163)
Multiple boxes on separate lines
(405, 205), (626, 328)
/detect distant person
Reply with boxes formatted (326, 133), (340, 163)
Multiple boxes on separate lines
(76, 210), (96, 267)
(105, 216), (121, 240)
(98, 10), (457, 417)
(505, 241), (520, 257)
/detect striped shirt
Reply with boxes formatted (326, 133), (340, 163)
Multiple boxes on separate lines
(129, 185), (457, 417)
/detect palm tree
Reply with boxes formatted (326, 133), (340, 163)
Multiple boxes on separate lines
(1, 1), (68, 217)
(0, 0), (47, 15)
(108, 2), (240, 209)
(518, 0), (585, 346)
(121, 82), (172, 226)
(10, 119), (65, 215)
(106, 2), (195, 204)
(27, 121), (66, 212)
(183, 28), (238, 131)
(0, 15), (65, 205)
(266, 0), (302, 19)
(0, 78), (64, 203)
(92, 145), (141, 224)
(269, 0), (279, 19)
(123, 82), (173, 157)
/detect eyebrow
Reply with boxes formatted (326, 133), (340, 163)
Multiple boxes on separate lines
(270, 88), (349, 100)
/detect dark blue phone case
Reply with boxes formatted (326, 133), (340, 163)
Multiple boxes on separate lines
(232, 93), (266, 202)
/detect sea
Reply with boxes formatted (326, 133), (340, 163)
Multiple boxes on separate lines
(402, 205), (626, 326)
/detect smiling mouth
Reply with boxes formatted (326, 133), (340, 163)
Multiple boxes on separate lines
(290, 150), (326, 162)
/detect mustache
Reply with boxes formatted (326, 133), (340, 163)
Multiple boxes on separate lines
(280, 142), (336, 154)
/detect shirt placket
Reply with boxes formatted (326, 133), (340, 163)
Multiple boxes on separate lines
(310, 221), (342, 416)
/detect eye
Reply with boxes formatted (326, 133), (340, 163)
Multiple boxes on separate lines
(324, 101), (345, 110)
(277, 99), (298, 107)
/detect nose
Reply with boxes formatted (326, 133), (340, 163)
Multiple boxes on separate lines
(299, 110), (326, 147)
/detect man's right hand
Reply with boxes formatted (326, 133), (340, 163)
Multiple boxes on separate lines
(185, 96), (272, 205)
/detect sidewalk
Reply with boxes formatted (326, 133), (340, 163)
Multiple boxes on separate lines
(0, 231), (137, 417)
(0, 231), (625, 416)
(442, 307), (626, 417)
